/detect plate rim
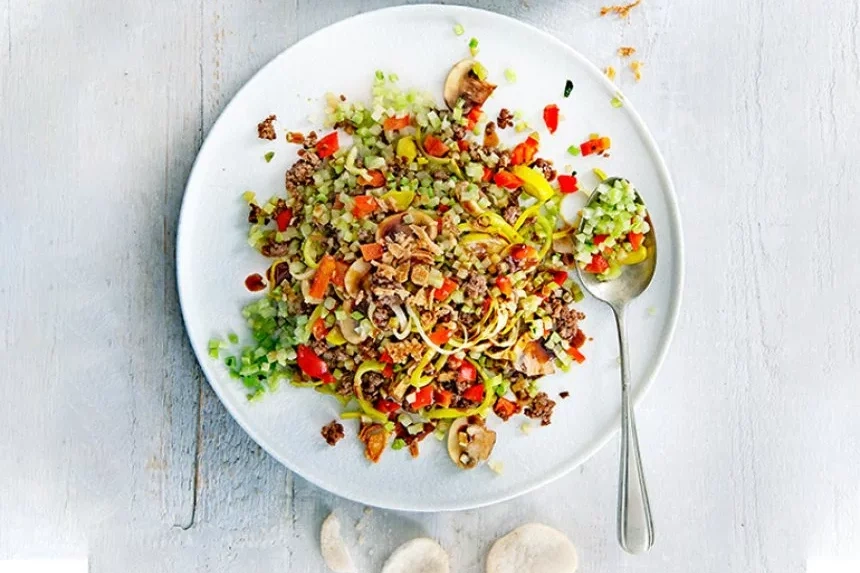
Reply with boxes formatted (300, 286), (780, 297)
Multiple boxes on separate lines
(176, 3), (685, 512)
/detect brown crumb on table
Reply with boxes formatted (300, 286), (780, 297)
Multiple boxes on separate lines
(257, 114), (277, 140)
(600, 0), (642, 18)
(321, 420), (345, 446)
(618, 46), (637, 57)
(559, 391), (570, 399)
(630, 60), (644, 82)
(604, 66), (616, 81)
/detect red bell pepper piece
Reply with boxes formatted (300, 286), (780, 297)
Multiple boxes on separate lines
(358, 169), (386, 187)
(495, 276), (512, 295)
(511, 135), (539, 166)
(458, 361), (477, 384)
(423, 134), (449, 157)
(580, 139), (599, 156)
(462, 383), (484, 402)
(556, 174), (578, 194)
(352, 195), (379, 218)
(465, 106), (483, 130)
(628, 232), (644, 250)
(593, 234), (608, 246)
(309, 255), (336, 299)
(482, 166), (493, 181)
(433, 277), (457, 301)
(543, 104), (560, 134)
(551, 270), (568, 286)
(360, 242), (384, 261)
(311, 318), (329, 341)
(447, 355), (463, 370)
(493, 170), (523, 189)
(583, 253), (610, 274)
(434, 389), (453, 408)
(457, 139), (470, 152)
(275, 208), (293, 231)
(296, 344), (334, 383)
(382, 364), (394, 379)
(429, 327), (453, 346)
(566, 346), (586, 363)
(379, 351), (394, 364)
(383, 115), (410, 131)
(332, 260), (349, 288)
(410, 385), (434, 409)
(510, 243), (537, 261)
(375, 398), (400, 413)
(571, 329), (586, 349)
(493, 397), (519, 420)
(315, 131), (339, 159)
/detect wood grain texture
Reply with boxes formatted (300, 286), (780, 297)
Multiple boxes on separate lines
(2, 0), (860, 571)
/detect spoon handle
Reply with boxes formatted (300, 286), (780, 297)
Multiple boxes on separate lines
(614, 305), (655, 554)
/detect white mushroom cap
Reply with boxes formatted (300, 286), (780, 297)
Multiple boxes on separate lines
(486, 523), (578, 573)
(382, 538), (449, 573)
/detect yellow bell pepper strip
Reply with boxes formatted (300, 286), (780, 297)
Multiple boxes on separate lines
(353, 361), (391, 423)
(380, 189), (415, 212)
(535, 215), (554, 260)
(511, 165), (555, 201)
(395, 136), (418, 162)
(617, 245), (648, 265)
(302, 235), (322, 269)
(470, 212), (523, 243)
(513, 203), (543, 231)
(325, 325), (347, 346)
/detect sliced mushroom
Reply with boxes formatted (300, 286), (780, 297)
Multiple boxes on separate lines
(359, 423), (389, 463)
(344, 259), (371, 297)
(444, 59), (498, 109)
(376, 210), (438, 243)
(512, 336), (555, 377)
(447, 416), (497, 470)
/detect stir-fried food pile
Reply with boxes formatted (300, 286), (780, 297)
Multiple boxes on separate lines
(215, 60), (597, 468)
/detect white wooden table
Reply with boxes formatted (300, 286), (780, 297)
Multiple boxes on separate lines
(2, 0), (859, 571)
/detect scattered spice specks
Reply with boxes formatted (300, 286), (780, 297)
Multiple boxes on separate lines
(600, 0), (642, 18)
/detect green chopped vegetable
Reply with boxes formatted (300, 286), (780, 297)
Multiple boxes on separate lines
(375, 70), (384, 80)
(228, 332), (239, 344)
(563, 79), (573, 97)
(264, 151), (275, 163)
(469, 37), (479, 56)
(610, 96), (623, 108)
(567, 145), (580, 156)
(504, 68), (517, 83)
(392, 438), (407, 450)
(453, 23), (465, 36)
(471, 61), (489, 81)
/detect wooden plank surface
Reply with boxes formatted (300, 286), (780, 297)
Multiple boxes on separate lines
(2, 0), (859, 571)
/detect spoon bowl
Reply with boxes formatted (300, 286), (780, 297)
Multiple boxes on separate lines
(573, 177), (657, 555)
(575, 177), (657, 309)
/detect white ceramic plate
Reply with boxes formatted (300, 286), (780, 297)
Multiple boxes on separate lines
(177, 4), (683, 511)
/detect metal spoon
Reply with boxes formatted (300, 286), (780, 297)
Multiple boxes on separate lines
(574, 177), (656, 554)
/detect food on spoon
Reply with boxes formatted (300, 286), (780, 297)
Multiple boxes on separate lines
(382, 538), (450, 573)
(575, 178), (651, 281)
(320, 512), (356, 573)
(486, 523), (579, 573)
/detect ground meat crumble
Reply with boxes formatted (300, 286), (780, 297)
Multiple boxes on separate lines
(257, 114), (277, 140)
(497, 108), (514, 129)
(524, 392), (556, 426)
(321, 420), (345, 446)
